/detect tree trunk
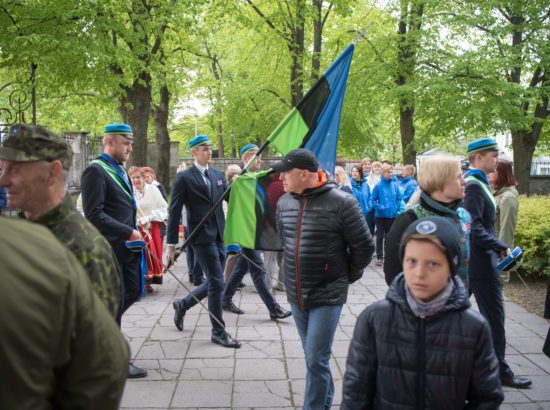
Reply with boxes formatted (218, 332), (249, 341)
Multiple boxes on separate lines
(289, 0), (305, 106)
(399, 104), (416, 165)
(119, 70), (152, 166)
(395, 0), (423, 165)
(511, 130), (535, 195)
(311, 0), (322, 82)
(152, 85), (171, 192)
(216, 104), (224, 157)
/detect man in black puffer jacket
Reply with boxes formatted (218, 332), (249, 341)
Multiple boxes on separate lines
(274, 149), (374, 410)
(342, 216), (503, 410)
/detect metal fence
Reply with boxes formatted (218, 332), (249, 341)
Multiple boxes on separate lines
(531, 159), (550, 176)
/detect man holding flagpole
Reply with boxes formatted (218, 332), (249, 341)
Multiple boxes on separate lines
(167, 135), (241, 349)
(274, 148), (374, 410)
(222, 143), (291, 321)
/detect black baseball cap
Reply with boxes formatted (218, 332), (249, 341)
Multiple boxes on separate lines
(271, 148), (319, 172)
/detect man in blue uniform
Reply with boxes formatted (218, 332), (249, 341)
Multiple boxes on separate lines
(81, 123), (147, 379)
(463, 137), (531, 389)
(167, 135), (240, 348)
(222, 143), (291, 321)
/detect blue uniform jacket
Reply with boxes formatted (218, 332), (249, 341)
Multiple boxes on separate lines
(167, 165), (228, 246)
(462, 172), (508, 280)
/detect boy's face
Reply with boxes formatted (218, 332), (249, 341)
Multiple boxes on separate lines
(403, 239), (451, 302)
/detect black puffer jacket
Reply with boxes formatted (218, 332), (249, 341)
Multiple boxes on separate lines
(341, 274), (503, 410)
(276, 180), (374, 310)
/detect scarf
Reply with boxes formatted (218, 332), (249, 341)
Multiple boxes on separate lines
(405, 279), (454, 318)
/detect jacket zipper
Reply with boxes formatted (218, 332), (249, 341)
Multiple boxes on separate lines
(295, 198), (307, 310)
(417, 317), (426, 410)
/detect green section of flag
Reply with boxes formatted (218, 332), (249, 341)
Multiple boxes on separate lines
(224, 170), (271, 248)
(268, 107), (309, 155)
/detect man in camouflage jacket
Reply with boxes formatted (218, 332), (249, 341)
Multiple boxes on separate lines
(0, 124), (121, 316)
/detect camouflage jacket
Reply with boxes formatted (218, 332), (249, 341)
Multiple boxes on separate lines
(28, 195), (121, 316)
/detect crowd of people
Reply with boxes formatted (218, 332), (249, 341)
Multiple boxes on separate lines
(0, 121), (548, 410)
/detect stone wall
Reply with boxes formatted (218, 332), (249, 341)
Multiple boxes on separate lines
(529, 176), (550, 195)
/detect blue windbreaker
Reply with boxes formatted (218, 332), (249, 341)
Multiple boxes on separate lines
(372, 177), (402, 218)
(349, 176), (371, 217)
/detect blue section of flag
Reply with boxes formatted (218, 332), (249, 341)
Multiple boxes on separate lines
(303, 44), (354, 175)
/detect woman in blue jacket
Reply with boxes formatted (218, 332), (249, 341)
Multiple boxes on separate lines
(349, 165), (372, 221)
(399, 164), (418, 204)
(372, 164), (402, 265)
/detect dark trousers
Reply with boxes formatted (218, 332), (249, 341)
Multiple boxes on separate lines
(224, 248), (278, 313)
(470, 279), (511, 376)
(116, 252), (142, 325)
(366, 208), (376, 236)
(182, 242), (226, 336)
(375, 217), (394, 260)
(186, 243), (204, 283)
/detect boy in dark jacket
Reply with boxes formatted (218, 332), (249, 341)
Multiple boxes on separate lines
(342, 216), (503, 410)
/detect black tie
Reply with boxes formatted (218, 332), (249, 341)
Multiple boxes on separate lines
(204, 169), (212, 193)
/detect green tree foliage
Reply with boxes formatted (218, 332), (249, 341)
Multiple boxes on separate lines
(515, 195), (550, 277)
(1, 0), (548, 189)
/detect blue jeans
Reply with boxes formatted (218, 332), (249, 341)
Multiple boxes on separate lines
(181, 242), (226, 336)
(291, 304), (343, 410)
(224, 248), (278, 312)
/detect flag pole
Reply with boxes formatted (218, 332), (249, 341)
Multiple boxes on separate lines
(164, 139), (272, 270)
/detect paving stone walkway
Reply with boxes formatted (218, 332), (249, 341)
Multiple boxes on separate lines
(120, 260), (550, 409)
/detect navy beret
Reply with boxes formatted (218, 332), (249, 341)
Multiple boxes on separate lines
(188, 135), (211, 149)
(239, 143), (259, 157)
(104, 123), (133, 140)
(467, 137), (498, 154)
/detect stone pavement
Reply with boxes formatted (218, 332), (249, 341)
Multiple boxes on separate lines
(120, 260), (550, 410)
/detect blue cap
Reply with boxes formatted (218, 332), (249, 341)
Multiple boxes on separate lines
(239, 143), (259, 158)
(104, 123), (133, 140)
(188, 135), (211, 149)
(467, 138), (498, 155)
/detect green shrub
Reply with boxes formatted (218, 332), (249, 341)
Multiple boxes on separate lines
(515, 195), (550, 278)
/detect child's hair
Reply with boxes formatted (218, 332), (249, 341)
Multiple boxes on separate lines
(403, 233), (445, 254)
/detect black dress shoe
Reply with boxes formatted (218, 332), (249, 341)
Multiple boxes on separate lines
(501, 374), (532, 389)
(128, 363), (147, 379)
(211, 332), (241, 348)
(223, 300), (244, 314)
(270, 305), (292, 321)
(238, 282), (245, 288)
(173, 300), (186, 331)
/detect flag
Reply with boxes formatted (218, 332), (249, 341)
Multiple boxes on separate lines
(224, 44), (355, 250)
(268, 43), (354, 174)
